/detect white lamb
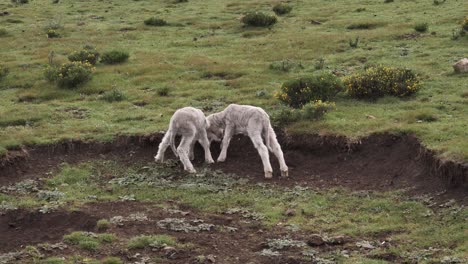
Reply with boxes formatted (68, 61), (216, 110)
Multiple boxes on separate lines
(155, 107), (214, 173)
(206, 104), (288, 178)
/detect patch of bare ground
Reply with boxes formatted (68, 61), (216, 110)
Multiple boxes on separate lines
(0, 132), (466, 205)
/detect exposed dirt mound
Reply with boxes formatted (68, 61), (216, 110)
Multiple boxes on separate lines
(0, 133), (466, 204)
(0, 209), (98, 252)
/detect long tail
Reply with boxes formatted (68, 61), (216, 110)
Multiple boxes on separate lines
(263, 117), (271, 151)
(169, 125), (178, 157)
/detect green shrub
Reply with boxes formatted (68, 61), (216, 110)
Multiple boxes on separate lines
(102, 257), (123, 264)
(44, 62), (94, 88)
(68, 47), (100, 65)
(271, 100), (336, 127)
(46, 29), (60, 38)
(157, 86), (170, 96)
(414, 23), (428, 32)
(127, 235), (176, 250)
(41, 257), (64, 264)
(98, 233), (117, 243)
(100, 50), (129, 64)
(144, 17), (168, 26)
(96, 219), (111, 231)
(241, 12), (277, 27)
(101, 89), (126, 102)
(11, 0), (29, 4)
(0, 28), (7, 37)
(344, 65), (421, 99)
(275, 72), (343, 108)
(0, 66), (9, 82)
(79, 240), (99, 251)
(273, 4), (292, 15)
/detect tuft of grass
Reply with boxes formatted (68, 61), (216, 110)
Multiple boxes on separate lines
(100, 50), (129, 64)
(0, 28), (8, 37)
(157, 86), (171, 96)
(127, 235), (177, 250)
(273, 4), (292, 16)
(414, 23), (429, 32)
(100, 89), (126, 102)
(347, 22), (379, 30)
(144, 17), (168, 26)
(40, 257), (64, 264)
(63, 231), (115, 251)
(101, 257), (123, 264)
(96, 219), (111, 231)
(241, 12), (277, 27)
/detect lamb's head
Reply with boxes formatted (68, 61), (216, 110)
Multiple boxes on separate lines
(206, 114), (223, 142)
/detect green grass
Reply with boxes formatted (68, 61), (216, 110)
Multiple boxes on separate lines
(63, 231), (116, 251)
(0, 0), (466, 161)
(127, 235), (177, 250)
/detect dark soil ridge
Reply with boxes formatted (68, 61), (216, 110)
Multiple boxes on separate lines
(0, 132), (466, 201)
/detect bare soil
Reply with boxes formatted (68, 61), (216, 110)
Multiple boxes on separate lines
(1, 132), (466, 203)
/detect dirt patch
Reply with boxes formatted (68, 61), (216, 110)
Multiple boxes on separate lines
(0, 209), (98, 253)
(0, 133), (466, 204)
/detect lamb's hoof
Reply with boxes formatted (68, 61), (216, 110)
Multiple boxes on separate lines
(206, 159), (215, 164)
(264, 171), (273, 179)
(154, 156), (163, 163)
(281, 170), (289, 177)
(187, 169), (197, 174)
(189, 156), (195, 161)
(217, 157), (226, 163)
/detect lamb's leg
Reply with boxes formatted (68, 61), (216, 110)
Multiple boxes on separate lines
(177, 134), (196, 173)
(199, 130), (215, 164)
(217, 125), (234, 162)
(189, 140), (196, 161)
(155, 131), (171, 162)
(250, 133), (273, 179)
(268, 127), (288, 177)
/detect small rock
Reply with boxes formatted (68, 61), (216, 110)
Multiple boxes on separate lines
(311, 20), (322, 25)
(206, 254), (216, 263)
(284, 208), (295, 217)
(356, 240), (375, 249)
(366, 115), (376, 120)
(453, 58), (468, 73)
(326, 235), (348, 245)
(307, 234), (325, 246)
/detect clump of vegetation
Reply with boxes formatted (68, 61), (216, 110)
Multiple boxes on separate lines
(349, 37), (359, 48)
(462, 16), (468, 32)
(384, 0), (394, 3)
(414, 23), (429, 33)
(0, 65), (9, 82)
(272, 100), (336, 126)
(269, 60), (303, 72)
(144, 17), (168, 26)
(46, 29), (61, 38)
(41, 257), (64, 264)
(275, 72), (343, 108)
(157, 86), (170, 96)
(102, 257), (123, 264)
(127, 235), (176, 250)
(96, 219), (111, 231)
(100, 88), (126, 102)
(0, 28), (7, 37)
(344, 65), (421, 99)
(347, 22), (378, 30)
(68, 46), (100, 65)
(433, 0), (446, 5)
(63, 232), (116, 251)
(44, 61), (94, 89)
(11, 0), (29, 4)
(273, 3), (292, 15)
(241, 12), (277, 27)
(100, 50), (129, 64)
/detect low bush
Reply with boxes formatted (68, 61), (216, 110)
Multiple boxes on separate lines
(68, 46), (100, 65)
(44, 62), (94, 88)
(127, 235), (176, 250)
(414, 23), (428, 33)
(100, 88), (126, 102)
(0, 65), (9, 82)
(275, 72), (343, 108)
(271, 100), (336, 127)
(144, 17), (168, 26)
(100, 50), (129, 64)
(241, 12), (277, 27)
(46, 29), (60, 38)
(96, 219), (111, 231)
(273, 4), (292, 15)
(344, 65), (421, 99)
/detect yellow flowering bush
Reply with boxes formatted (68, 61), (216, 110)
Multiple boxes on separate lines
(275, 72), (343, 108)
(68, 46), (100, 65)
(44, 61), (94, 88)
(344, 66), (421, 99)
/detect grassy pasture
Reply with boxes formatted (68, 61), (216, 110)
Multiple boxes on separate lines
(0, 0), (466, 161)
